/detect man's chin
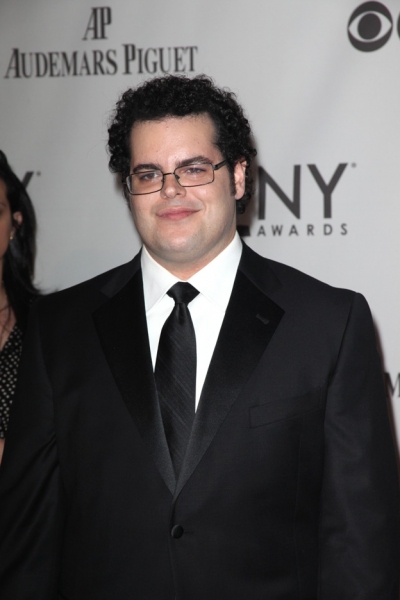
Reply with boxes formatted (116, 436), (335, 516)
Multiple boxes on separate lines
(148, 237), (206, 267)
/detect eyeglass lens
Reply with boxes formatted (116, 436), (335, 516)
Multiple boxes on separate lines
(127, 163), (215, 195)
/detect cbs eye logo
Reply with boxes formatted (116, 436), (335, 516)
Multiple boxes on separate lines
(348, 2), (399, 51)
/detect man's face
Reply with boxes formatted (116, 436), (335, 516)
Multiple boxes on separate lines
(128, 114), (246, 278)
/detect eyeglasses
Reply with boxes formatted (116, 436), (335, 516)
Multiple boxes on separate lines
(125, 160), (228, 195)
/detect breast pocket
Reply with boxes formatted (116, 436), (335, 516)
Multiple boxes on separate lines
(249, 388), (323, 428)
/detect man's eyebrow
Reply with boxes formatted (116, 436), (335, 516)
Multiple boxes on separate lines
(132, 163), (161, 173)
(132, 156), (213, 173)
(176, 156), (212, 168)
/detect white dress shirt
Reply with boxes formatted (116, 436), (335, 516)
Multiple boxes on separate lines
(141, 233), (242, 409)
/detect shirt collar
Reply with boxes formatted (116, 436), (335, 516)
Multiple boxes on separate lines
(141, 232), (242, 313)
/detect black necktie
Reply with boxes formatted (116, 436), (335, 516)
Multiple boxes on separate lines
(155, 282), (199, 477)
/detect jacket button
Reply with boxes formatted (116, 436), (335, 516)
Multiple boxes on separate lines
(171, 524), (184, 539)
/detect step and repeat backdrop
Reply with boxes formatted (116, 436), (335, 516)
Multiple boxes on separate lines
(1, 0), (399, 451)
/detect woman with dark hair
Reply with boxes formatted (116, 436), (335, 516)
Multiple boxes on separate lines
(0, 150), (40, 462)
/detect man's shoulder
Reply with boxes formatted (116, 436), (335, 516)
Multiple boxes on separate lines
(36, 254), (141, 317)
(267, 256), (351, 294)
(240, 243), (357, 311)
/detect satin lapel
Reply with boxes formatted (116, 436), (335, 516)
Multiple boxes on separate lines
(175, 251), (284, 498)
(92, 268), (176, 495)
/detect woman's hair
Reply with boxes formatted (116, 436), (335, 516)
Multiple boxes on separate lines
(108, 74), (257, 214)
(0, 150), (40, 332)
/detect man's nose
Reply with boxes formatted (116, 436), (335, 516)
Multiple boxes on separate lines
(160, 172), (186, 198)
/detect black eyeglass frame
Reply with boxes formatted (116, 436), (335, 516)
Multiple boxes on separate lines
(124, 160), (228, 195)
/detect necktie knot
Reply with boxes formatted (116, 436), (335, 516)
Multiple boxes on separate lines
(167, 282), (199, 306)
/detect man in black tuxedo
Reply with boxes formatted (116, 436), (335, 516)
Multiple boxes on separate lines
(0, 75), (399, 599)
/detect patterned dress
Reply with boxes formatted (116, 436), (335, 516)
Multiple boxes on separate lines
(0, 324), (23, 438)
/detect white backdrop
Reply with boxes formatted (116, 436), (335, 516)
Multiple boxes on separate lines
(1, 1), (399, 455)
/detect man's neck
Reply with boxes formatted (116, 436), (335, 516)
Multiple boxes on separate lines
(144, 240), (236, 280)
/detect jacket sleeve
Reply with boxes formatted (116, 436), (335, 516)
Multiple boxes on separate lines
(319, 292), (400, 598)
(0, 300), (65, 600)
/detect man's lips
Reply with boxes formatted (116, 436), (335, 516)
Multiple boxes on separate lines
(157, 207), (200, 221)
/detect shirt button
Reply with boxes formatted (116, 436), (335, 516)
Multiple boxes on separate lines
(171, 524), (184, 539)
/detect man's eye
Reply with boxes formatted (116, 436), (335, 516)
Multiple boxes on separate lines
(183, 165), (207, 176)
(137, 171), (161, 182)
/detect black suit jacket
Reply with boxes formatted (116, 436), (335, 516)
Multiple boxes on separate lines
(0, 243), (399, 599)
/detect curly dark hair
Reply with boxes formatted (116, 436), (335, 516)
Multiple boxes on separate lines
(107, 74), (257, 214)
(0, 151), (40, 333)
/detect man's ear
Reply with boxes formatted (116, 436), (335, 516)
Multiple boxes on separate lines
(234, 160), (247, 199)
